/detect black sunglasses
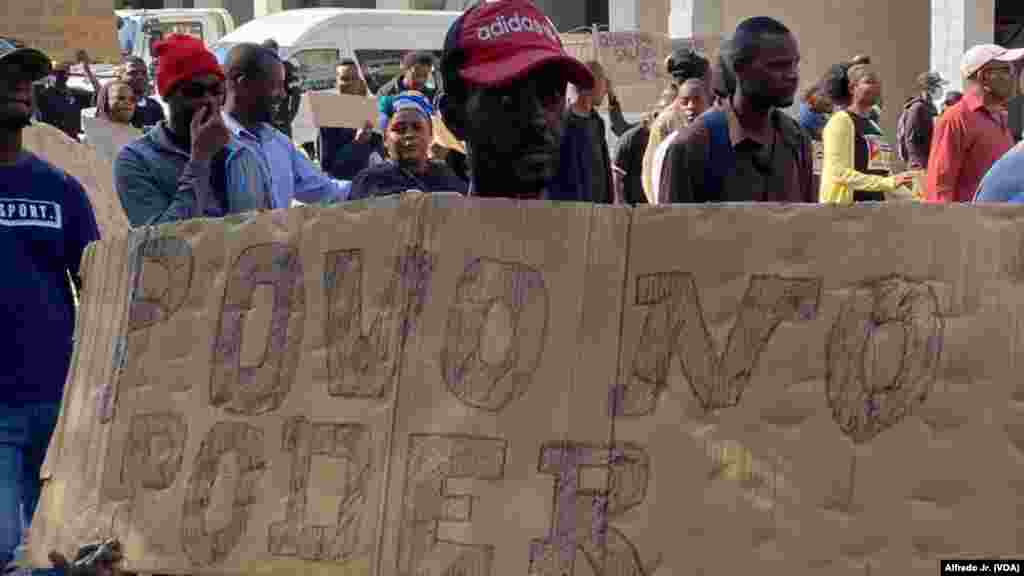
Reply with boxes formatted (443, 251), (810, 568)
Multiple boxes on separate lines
(179, 81), (225, 99)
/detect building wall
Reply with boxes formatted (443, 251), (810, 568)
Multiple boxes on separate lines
(720, 0), (931, 143)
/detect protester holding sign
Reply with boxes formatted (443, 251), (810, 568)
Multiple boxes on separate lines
(0, 42), (100, 572)
(350, 92), (466, 199)
(818, 62), (915, 203)
(35, 61), (89, 140)
(320, 58), (385, 181)
(438, 0), (594, 200)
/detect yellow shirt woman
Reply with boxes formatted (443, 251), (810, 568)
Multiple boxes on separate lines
(818, 110), (901, 203)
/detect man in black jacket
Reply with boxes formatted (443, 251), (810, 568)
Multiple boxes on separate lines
(553, 60), (614, 203)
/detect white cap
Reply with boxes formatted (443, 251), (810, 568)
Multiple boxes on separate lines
(960, 44), (1024, 79)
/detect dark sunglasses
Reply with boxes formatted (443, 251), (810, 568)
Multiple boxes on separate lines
(179, 81), (225, 99)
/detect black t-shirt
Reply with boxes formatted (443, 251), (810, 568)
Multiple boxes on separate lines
(614, 123), (650, 205)
(582, 112), (610, 204)
(131, 96), (166, 132)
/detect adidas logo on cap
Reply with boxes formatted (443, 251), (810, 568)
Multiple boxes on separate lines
(475, 11), (559, 42)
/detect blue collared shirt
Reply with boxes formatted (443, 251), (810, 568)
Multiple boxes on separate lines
(223, 111), (350, 207)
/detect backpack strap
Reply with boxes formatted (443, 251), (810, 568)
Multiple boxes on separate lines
(702, 108), (737, 202)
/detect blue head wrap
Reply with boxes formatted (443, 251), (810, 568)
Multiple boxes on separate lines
(379, 91), (434, 129)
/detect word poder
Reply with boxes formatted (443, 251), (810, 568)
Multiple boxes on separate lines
(31, 197), (1024, 575)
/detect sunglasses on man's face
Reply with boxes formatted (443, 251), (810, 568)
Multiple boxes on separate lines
(179, 81), (225, 99)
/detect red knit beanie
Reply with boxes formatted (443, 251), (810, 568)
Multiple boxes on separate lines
(154, 34), (225, 98)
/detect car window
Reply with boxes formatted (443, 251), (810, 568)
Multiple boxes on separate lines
(291, 48), (340, 92)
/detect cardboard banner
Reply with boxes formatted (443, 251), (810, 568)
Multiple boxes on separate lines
(293, 92), (379, 146)
(30, 197), (1024, 574)
(22, 122), (130, 238)
(0, 0), (120, 63)
(586, 32), (723, 113)
(83, 116), (142, 164)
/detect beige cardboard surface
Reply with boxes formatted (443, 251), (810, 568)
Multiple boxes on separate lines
(23, 122), (131, 238)
(83, 116), (142, 164)
(31, 199), (1024, 575)
(292, 92), (378, 146)
(0, 0), (119, 63)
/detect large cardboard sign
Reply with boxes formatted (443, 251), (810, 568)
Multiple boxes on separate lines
(30, 197), (1024, 574)
(0, 0), (120, 63)
(23, 122), (130, 238)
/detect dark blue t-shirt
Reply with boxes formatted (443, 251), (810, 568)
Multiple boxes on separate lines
(0, 152), (100, 405)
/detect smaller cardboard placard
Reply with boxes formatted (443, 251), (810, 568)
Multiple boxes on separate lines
(23, 122), (130, 237)
(292, 92), (379, 145)
(83, 116), (142, 164)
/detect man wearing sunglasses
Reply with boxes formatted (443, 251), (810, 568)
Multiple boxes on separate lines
(115, 34), (239, 226)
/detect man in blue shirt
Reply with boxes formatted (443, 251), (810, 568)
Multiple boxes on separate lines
(974, 142), (1024, 202)
(221, 44), (350, 208)
(0, 43), (100, 571)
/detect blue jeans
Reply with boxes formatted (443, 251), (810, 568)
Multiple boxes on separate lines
(0, 403), (61, 568)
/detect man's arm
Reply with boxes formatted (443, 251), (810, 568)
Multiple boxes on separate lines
(76, 51), (102, 105)
(164, 159), (225, 223)
(224, 147), (271, 213)
(606, 93), (633, 137)
(290, 139), (352, 204)
(798, 132), (816, 203)
(114, 146), (173, 226)
(925, 114), (964, 202)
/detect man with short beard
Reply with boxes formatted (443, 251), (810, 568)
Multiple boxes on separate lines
(221, 43), (351, 208)
(437, 0), (594, 199)
(554, 60), (614, 203)
(0, 43), (99, 572)
(927, 44), (1024, 203)
(120, 56), (166, 131)
(659, 17), (815, 204)
(115, 34), (236, 226)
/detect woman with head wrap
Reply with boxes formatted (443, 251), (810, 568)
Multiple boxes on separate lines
(349, 91), (467, 200)
(818, 62), (915, 203)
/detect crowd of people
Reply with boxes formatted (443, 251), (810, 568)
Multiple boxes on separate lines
(6, 0), (1024, 573)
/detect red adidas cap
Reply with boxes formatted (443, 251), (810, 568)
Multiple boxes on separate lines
(443, 0), (594, 89)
